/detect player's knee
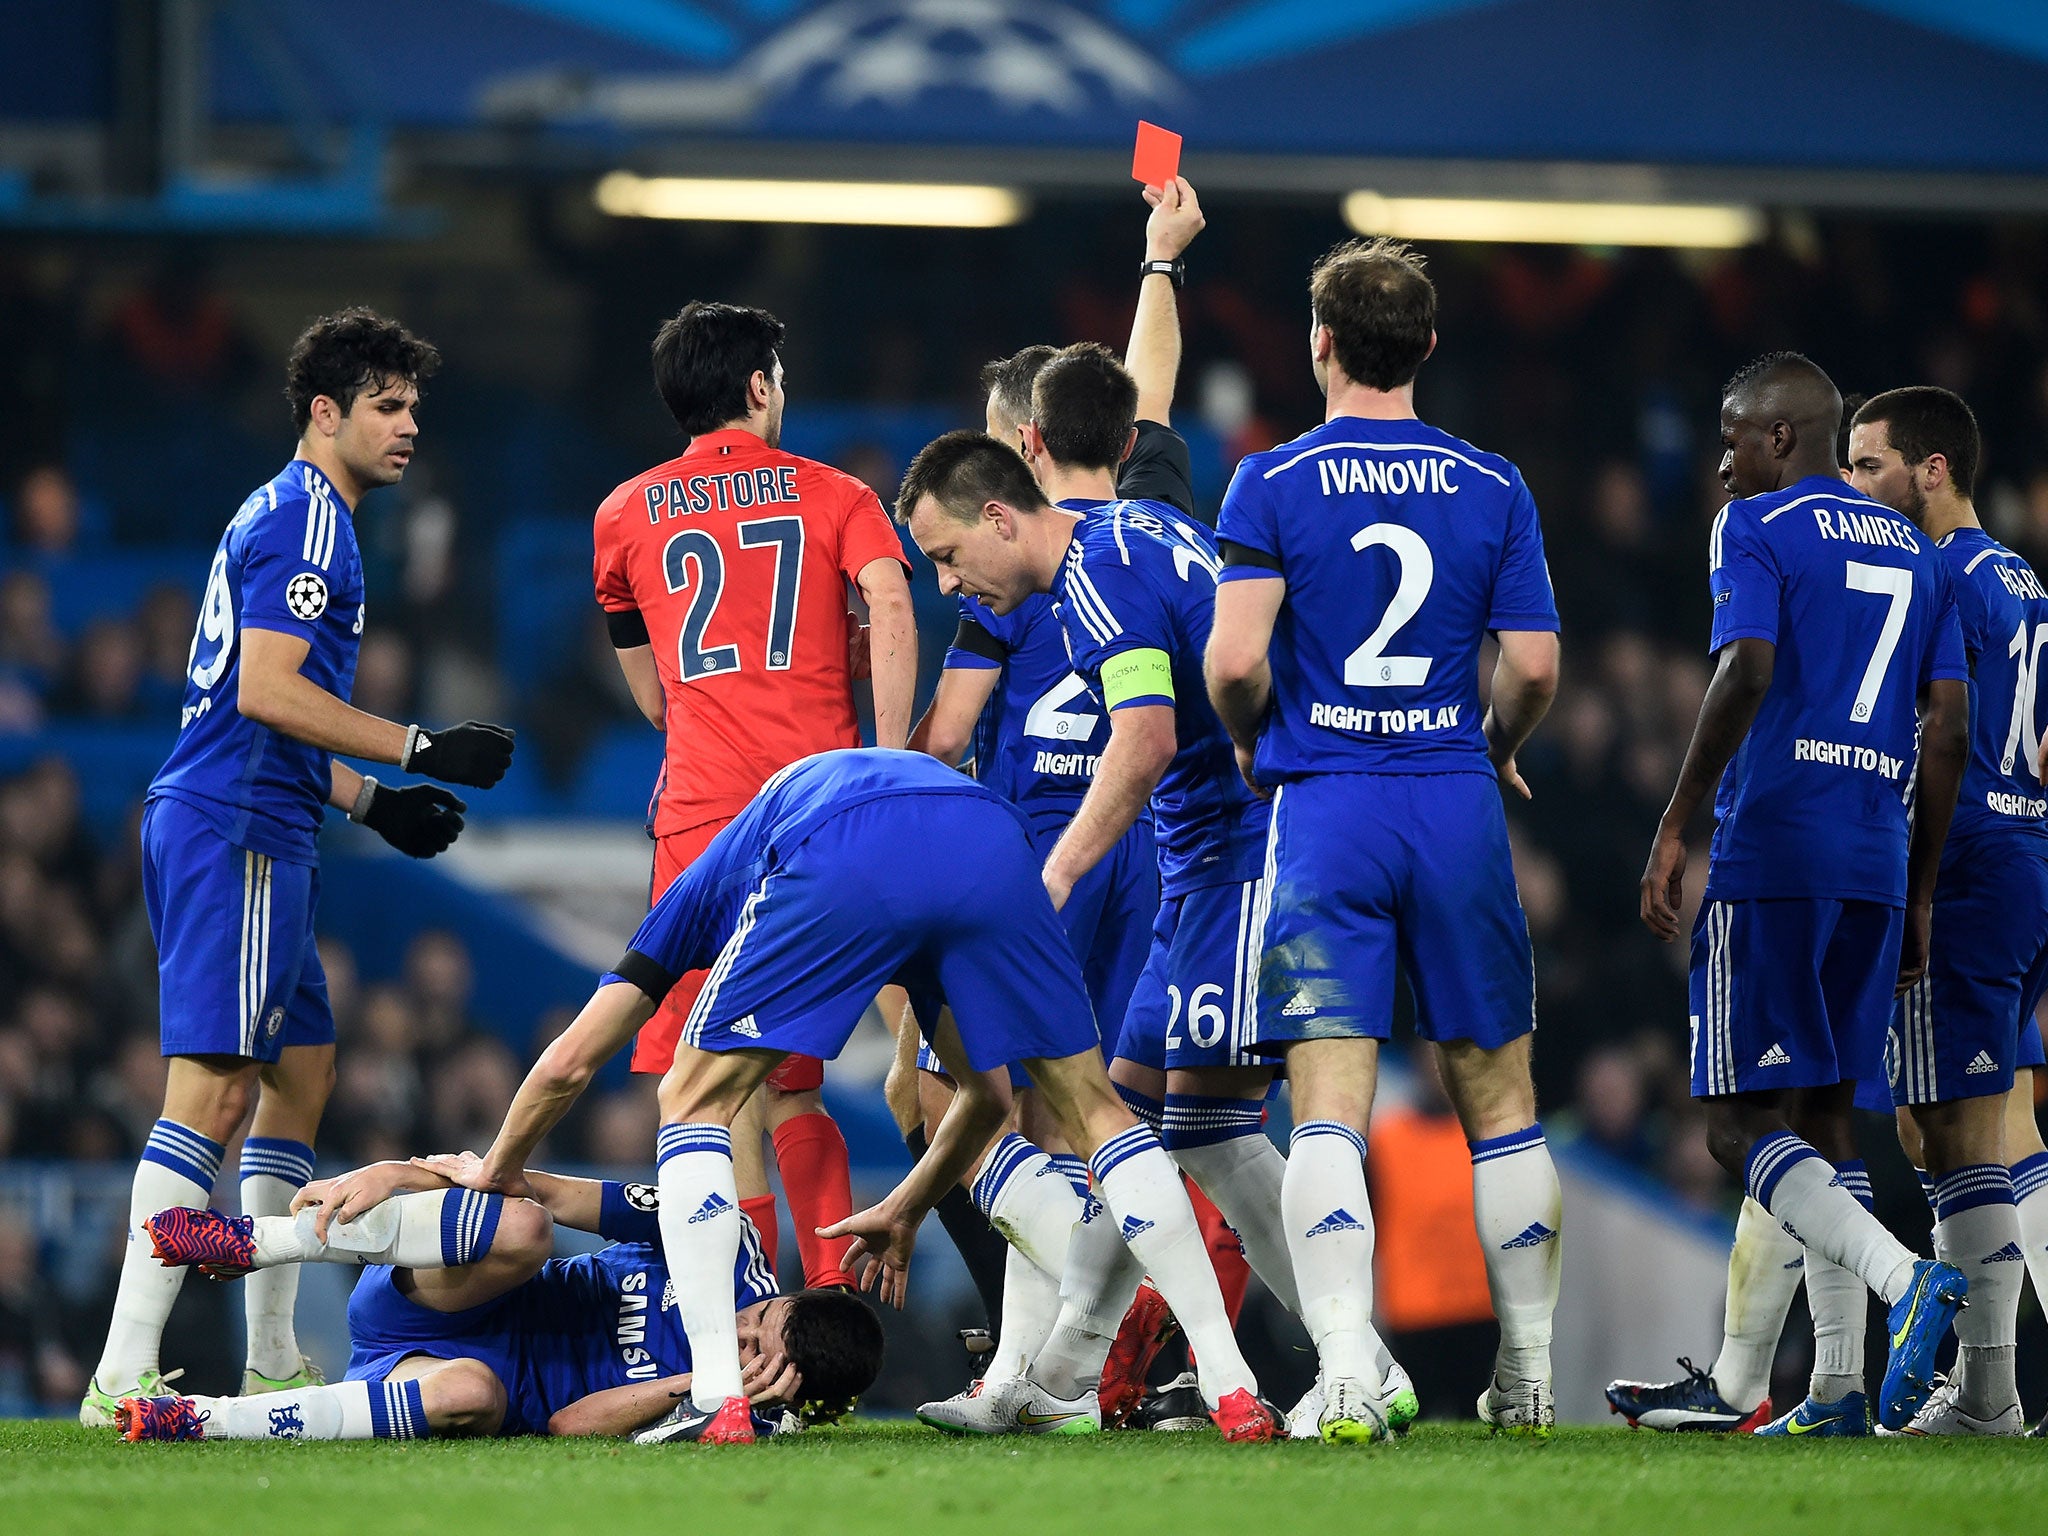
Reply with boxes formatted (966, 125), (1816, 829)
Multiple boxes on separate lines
(420, 1359), (507, 1436)
(494, 1198), (554, 1266)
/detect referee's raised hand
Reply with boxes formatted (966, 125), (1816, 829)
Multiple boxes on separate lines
(402, 720), (516, 788)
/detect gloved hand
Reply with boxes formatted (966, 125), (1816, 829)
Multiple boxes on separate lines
(355, 779), (466, 858)
(402, 721), (516, 789)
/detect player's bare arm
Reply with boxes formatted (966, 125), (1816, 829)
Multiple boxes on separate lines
(908, 663), (1000, 765)
(1484, 630), (1562, 800)
(1206, 573), (1284, 791)
(1040, 702), (1176, 910)
(474, 982), (656, 1191)
(546, 1350), (796, 1438)
(1898, 676), (1969, 994)
(1641, 636), (1775, 940)
(856, 556), (918, 749)
(612, 641), (665, 727)
(821, 1013), (1009, 1308)
(1127, 176), (1204, 425)
(240, 628), (514, 789)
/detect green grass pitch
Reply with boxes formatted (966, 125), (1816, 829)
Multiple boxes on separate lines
(6, 1420), (2045, 1536)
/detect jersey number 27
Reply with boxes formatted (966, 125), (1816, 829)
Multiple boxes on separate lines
(663, 518), (805, 683)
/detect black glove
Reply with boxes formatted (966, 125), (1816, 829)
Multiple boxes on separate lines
(355, 779), (466, 858)
(402, 720), (516, 789)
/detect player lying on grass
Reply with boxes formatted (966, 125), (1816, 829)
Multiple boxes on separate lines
(450, 747), (1278, 1445)
(114, 1155), (882, 1443)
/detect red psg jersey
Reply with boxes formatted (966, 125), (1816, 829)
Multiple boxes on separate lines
(594, 430), (909, 836)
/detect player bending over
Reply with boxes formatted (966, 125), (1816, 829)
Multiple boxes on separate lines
(114, 1156), (881, 1442)
(449, 748), (1277, 1445)
(1639, 353), (1971, 1437)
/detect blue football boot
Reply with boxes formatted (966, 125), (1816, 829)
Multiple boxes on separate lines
(1755, 1392), (1871, 1438)
(1605, 1358), (1772, 1432)
(1878, 1259), (1968, 1431)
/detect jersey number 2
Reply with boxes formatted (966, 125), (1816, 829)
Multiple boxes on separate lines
(1344, 523), (1435, 687)
(662, 518), (805, 683)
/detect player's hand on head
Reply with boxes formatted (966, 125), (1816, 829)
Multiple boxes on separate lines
(1144, 176), (1203, 261)
(1639, 829), (1688, 942)
(741, 1351), (801, 1408)
(817, 1204), (918, 1310)
(361, 781), (466, 857)
(403, 720), (517, 789)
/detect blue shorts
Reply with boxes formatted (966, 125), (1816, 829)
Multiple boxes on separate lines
(344, 1265), (548, 1437)
(918, 817), (1159, 1082)
(1250, 773), (1535, 1053)
(1690, 896), (1903, 1098)
(143, 797), (333, 1063)
(1883, 836), (2048, 1106)
(1114, 875), (1269, 1072)
(650, 794), (1097, 1075)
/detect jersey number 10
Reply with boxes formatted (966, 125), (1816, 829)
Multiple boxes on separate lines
(663, 518), (806, 683)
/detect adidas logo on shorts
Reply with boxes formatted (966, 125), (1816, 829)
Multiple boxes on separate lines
(731, 1017), (762, 1039)
(1281, 995), (1316, 1017)
(1500, 1221), (1557, 1250)
(1757, 1043), (1792, 1068)
(1965, 1050), (1998, 1075)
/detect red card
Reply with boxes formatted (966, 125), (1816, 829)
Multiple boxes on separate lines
(1132, 120), (1182, 186)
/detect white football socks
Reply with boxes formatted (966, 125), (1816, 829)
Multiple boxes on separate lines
(251, 1188), (505, 1269)
(1708, 1196), (1805, 1411)
(1804, 1161), (1872, 1405)
(1747, 1133), (1917, 1304)
(1931, 1163), (2022, 1419)
(1030, 1175), (1144, 1399)
(239, 1138), (315, 1382)
(1086, 1125), (1256, 1408)
(2012, 1151), (2048, 1317)
(973, 1134), (1082, 1276)
(95, 1120), (224, 1392)
(1469, 1125), (1562, 1388)
(1282, 1119), (1386, 1390)
(1165, 1100), (1302, 1317)
(189, 1377), (427, 1440)
(985, 1244), (1064, 1385)
(655, 1122), (745, 1409)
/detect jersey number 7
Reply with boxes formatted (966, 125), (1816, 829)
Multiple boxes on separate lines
(663, 517), (805, 683)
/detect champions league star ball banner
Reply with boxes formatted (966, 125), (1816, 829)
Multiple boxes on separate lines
(15, 0), (2048, 173)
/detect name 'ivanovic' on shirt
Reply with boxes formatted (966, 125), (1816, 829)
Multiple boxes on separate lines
(1215, 418), (1560, 782)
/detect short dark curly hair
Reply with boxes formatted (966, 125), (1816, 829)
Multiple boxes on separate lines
(779, 1288), (885, 1418)
(285, 307), (441, 432)
(1309, 236), (1435, 392)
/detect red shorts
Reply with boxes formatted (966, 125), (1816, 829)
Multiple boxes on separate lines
(629, 819), (823, 1093)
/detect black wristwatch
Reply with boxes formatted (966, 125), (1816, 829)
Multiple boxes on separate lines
(1140, 257), (1185, 289)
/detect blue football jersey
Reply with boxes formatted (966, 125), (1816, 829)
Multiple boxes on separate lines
(948, 594), (1108, 835)
(1048, 500), (1269, 895)
(1215, 418), (1559, 781)
(150, 461), (365, 863)
(1936, 526), (2048, 850)
(1704, 476), (1969, 904)
(508, 1195), (777, 1427)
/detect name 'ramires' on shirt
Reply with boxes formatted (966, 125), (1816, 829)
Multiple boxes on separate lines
(1701, 476), (1968, 905)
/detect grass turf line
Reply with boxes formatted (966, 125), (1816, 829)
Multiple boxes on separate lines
(7, 1419), (2046, 1536)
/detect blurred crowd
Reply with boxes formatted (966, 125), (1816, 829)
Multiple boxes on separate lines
(5, 207), (2048, 1409)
